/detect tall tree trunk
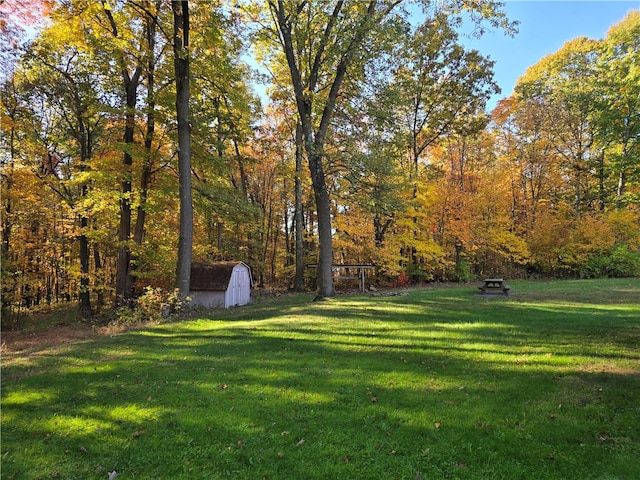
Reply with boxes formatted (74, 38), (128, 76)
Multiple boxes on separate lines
(616, 169), (627, 209)
(134, 3), (159, 246)
(103, 2), (142, 306)
(308, 151), (335, 298)
(598, 150), (606, 211)
(78, 123), (92, 317)
(115, 78), (139, 305)
(78, 231), (91, 316)
(1, 87), (17, 260)
(173, 0), (193, 298)
(294, 120), (305, 291)
(93, 243), (104, 309)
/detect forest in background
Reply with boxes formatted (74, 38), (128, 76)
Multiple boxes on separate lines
(1, 1), (639, 322)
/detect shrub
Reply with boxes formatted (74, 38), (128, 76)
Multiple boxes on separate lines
(604, 244), (640, 277)
(582, 244), (640, 278)
(113, 287), (185, 325)
(454, 259), (474, 283)
(391, 272), (412, 288)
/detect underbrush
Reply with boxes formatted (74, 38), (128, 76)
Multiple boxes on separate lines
(112, 287), (185, 326)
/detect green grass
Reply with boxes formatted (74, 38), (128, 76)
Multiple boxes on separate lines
(2, 278), (640, 479)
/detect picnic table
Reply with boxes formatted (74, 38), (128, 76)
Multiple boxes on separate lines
(478, 278), (510, 295)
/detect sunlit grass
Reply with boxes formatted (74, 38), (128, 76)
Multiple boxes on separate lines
(2, 278), (639, 479)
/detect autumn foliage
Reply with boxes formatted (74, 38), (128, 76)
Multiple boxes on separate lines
(1, 3), (639, 322)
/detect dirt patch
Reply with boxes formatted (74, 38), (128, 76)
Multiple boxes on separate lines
(1, 323), (129, 359)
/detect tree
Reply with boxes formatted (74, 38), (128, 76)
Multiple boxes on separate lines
(101, 1), (144, 306)
(596, 11), (640, 208)
(253, 0), (514, 297)
(18, 12), (115, 317)
(515, 37), (601, 215)
(491, 97), (563, 236)
(130, 0), (170, 252)
(265, 1), (399, 298)
(381, 12), (501, 275)
(391, 12), (500, 186)
(172, 0), (193, 298)
(95, 0), (173, 299)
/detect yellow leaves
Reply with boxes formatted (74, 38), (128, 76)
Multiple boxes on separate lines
(605, 210), (640, 248)
(0, 110), (16, 131)
(485, 228), (530, 265)
(414, 238), (444, 261)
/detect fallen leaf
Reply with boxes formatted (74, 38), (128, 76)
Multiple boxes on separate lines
(220, 384), (228, 390)
(434, 422), (441, 429)
(343, 456), (350, 463)
(457, 461), (466, 468)
(370, 396), (378, 403)
(132, 431), (141, 437)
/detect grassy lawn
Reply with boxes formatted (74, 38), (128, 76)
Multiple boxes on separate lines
(2, 279), (639, 479)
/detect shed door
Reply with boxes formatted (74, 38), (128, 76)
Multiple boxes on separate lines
(233, 266), (250, 306)
(226, 267), (245, 307)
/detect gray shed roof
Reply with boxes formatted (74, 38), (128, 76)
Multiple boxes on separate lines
(190, 261), (249, 291)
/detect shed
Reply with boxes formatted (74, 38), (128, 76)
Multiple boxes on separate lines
(189, 261), (252, 309)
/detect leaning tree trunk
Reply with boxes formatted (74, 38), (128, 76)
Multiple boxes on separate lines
(172, 0), (193, 298)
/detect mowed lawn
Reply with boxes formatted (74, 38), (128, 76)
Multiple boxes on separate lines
(2, 279), (639, 480)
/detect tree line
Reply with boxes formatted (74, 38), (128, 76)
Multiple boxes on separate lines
(1, 1), (638, 320)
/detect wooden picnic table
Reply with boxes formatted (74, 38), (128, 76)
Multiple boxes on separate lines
(478, 278), (510, 295)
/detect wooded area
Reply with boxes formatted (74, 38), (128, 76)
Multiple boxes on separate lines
(1, 1), (639, 320)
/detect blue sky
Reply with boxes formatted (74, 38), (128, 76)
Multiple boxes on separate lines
(463, 1), (640, 110)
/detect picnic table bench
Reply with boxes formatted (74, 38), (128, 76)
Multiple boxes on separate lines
(478, 278), (510, 295)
